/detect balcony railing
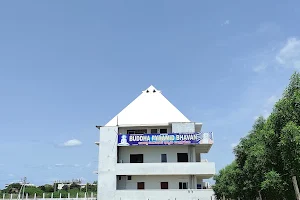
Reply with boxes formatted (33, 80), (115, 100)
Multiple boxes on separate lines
(115, 189), (215, 200)
(116, 162), (215, 178)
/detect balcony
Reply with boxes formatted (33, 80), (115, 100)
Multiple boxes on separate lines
(115, 189), (215, 200)
(116, 162), (215, 179)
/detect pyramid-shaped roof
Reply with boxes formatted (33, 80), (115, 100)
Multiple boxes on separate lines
(105, 85), (190, 126)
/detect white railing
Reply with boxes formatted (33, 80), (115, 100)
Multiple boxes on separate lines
(8, 199), (96, 200)
(115, 189), (215, 200)
(1, 192), (96, 200)
(116, 162), (216, 177)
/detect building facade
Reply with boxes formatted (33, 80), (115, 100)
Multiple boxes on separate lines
(96, 86), (215, 200)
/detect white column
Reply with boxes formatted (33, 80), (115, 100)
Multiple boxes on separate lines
(84, 192), (87, 198)
(10, 194), (12, 200)
(192, 146), (196, 162)
(91, 192), (93, 198)
(2, 193), (5, 200)
(98, 127), (118, 200)
(193, 175), (198, 189)
(59, 193), (62, 199)
(51, 193), (53, 199)
(68, 193), (70, 199)
(76, 193), (79, 199)
(189, 175), (192, 189)
(188, 146), (196, 162)
(34, 193), (36, 199)
(43, 193), (45, 199)
(26, 193), (28, 199)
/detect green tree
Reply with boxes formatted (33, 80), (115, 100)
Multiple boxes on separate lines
(62, 185), (69, 191)
(279, 122), (300, 176)
(39, 184), (54, 193)
(4, 183), (22, 194)
(261, 170), (286, 199)
(82, 183), (97, 192)
(69, 182), (80, 190)
(213, 162), (241, 199)
(213, 72), (300, 200)
(24, 187), (44, 198)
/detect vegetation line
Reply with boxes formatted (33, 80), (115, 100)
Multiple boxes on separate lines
(213, 72), (300, 200)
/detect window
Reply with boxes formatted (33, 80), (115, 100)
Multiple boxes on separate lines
(127, 129), (147, 134)
(151, 129), (158, 133)
(127, 176), (132, 180)
(161, 182), (168, 189)
(118, 176), (122, 180)
(177, 153), (188, 162)
(130, 154), (144, 163)
(160, 129), (167, 133)
(137, 182), (145, 189)
(179, 182), (188, 189)
(161, 154), (167, 162)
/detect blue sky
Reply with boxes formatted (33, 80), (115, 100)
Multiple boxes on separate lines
(0, 0), (300, 187)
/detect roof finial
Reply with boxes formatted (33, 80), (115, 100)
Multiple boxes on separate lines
(143, 85), (160, 93)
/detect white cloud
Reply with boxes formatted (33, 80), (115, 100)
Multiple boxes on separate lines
(253, 63), (268, 72)
(254, 95), (279, 120)
(276, 37), (300, 69)
(256, 22), (280, 34)
(54, 163), (82, 168)
(222, 20), (230, 26)
(231, 143), (238, 148)
(244, 45), (277, 73)
(266, 95), (279, 106)
(254, 111), (270, 120)
(63, 139), (82, 147)
(242, 37), (300, 73)
(262, 110), (271, 119)
(86, 162), (92, 168)
(44, 177), (60, 183)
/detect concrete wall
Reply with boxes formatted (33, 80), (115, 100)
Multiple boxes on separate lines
(118, 145), (189, 163)
(116, 162), (216, 177)
(118, 126), (171, 134)
(118, 123), (196, 134)
(97, 123), (215, 200)
(117, 175), (190, 190)
(171, 122), (195, 133)
(98, 126), (118, 200)
(115, 189), (215, 200)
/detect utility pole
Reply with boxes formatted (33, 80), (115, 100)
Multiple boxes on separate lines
(21, 177), (27, 200)
(292, 176), (300, 200)
(86, 182), (88, 200)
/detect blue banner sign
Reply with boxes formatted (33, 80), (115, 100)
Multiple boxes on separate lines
(117, 132), (213, 146)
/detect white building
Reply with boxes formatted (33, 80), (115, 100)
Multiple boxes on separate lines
(96, 86), (215, 200)
(4, 182), (36, 189)
(54, 179), (84, 190)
